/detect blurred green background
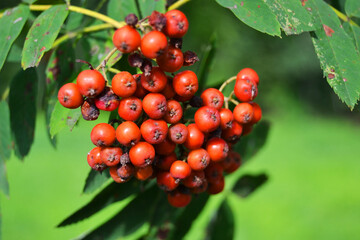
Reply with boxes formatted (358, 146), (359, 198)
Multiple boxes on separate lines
(1, 0), (360, 239)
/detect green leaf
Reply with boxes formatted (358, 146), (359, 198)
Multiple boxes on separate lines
(80, 184), (159, 240)
(197, 34), (217, 89)
(22, 0), (37, 4)
(0, 101), (11, 196)
(168, 194), (209, 240)
(107, 0), (140, 22)
(345, 0), (360, 18)
(236, 121), (270, 162)
(307, 0), (360, 109)
(137, 0), (166, 18)
(0, 5), (30, 71)
(9, 68), (38, 159)
(207, 200), (234, 240)
(232, 173), (268, 198)
(21, 5), (69, 69)
(58, 180), (141, 227)
(263, 0), (315, 35)
(83, 169), (110, 194)
(215, 0), (281, 37)
(49, 101), (81, 138)
(343, 22), (360, 54)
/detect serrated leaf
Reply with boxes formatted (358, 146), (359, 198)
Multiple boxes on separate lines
(58, 180), (141, 227)
(83, 169), (110, 194)
(0, 101), (11, 196)
(264, 0), (315, 35)
(49, 101), (81, 138)
(215, 0), (281, 37)
(79, 184), (158, 240)
(197, 34), (217, 89)
(168, 194), (209, 240)
(343, 22), (360, 54)
(345, 0), (360, 18)
(0, 5), (29, 71)
(307, 0), (360, 109)
(138, 0), (166, 18)
(236, 121), (270, 162)
(107, 0), (140, 22)
(232, 173), (268, 198)
(207, 200), (234, 240)
(21, 5), (69, 69)
(9, 68), (37, 159)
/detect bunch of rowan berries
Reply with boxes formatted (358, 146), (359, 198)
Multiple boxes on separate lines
(57, 9), (261, 208)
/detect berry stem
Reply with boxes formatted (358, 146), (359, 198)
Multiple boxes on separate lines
(224, 96), (240, 106)
(219, 76), (236, 93)
(95, 47), (118, 71)
(107, 68), (121, 74)
(168, 0), (191, 11)
(329, 5), (359, 27)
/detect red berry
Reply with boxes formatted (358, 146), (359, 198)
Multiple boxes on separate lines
(174, 94), (193, 102)
(206, 137), (229, 162)
(221, 121), (243, 143)
(113, 25), (141, 53)
(184, 123), (204, 150)
(157, 171), (179, 191)
(156, 152), (177, 171)
(117, 163), (135, 180)
(183, 170), (205, 188)
(167, 190), (192, 208)
(164, 10), (189, 38)
(164, 100), (183, 124)
(112, 71), (137, 97)
(237, 68), (259, 85)
(109, 166), (128, 183)
(173, 70), (198, 97)
(133, 73), (149, 98)
(250, 102), (262, 124)
(76, 70), (105, 97)
(87, 147), (106, 171)
(140, 119), (168, 144)
(100, 147), (122, 167)
(140, 67), (167, 92)
(233, 103), (254, 125)
(168, 123), (188, 144)
(194, 106), (220, 133)
(205, 162), (224, 183)
(135, 165), (153, 181)
(219, 108), (234, 130)
(94, 87), (120, 111)
(58, 83), (83, 109)
(200, 88), (224, 110)
(187, 148), (210, 171)
(161, 78), (176, 99)
(140, 30), (168, 59)
(116, 121), (141, 147)
(222, 151), (242, 173)
(191, 179), (208, 194)
(155, 138), (176, 155)
(118, 97), (142, 121)
(90, 123), (116, 147)
(242, 124), (253, 136)
(234, 79), (258, 102)
(156, 47), (184, 72)
(207, 176), (225, 195)
(170, 160), (191, 179)
(129, 141), (155, 167)
(143, 93), (167, 119)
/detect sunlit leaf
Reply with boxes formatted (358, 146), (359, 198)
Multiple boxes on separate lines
(107, 0), (140, 22)
(345, 0), (360, 18)
(0, 101), (11, 196)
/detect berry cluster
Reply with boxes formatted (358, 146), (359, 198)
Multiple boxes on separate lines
(57, 10), (262, 208)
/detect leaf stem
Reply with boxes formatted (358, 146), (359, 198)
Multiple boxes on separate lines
(219, 76), (236, 92)
(168, 0), (191, 10)
(107, 68), (121, 74)
(52, 23), (113, 48)
(95, 47), (118, 70)
(329, 5), (359, 27)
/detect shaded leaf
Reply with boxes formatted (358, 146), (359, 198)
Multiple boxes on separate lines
(9, 68), (37, 159)
(264, 0), (315, 35)
(83, 169), (110, 194)
(307, 0), (360, 109)
(215, 0), (281, 36)
(207, 200), (234, 240)
(236, 121), (270, 162)
(21, 5), (69, 69)
(80, 184), (159, 240)
(22, 0), (37, 4)
(107, 0), (140, 22)
(49, 101), (81, 138)
(196, 34), (217, 90)
(0, 5), (30, 71)
(0, 101), (11, 196)
(345, 0), (360, 18)
(168, 194), (209, 240)
(232, 173), (268, 198)
(343, 22), (360, 54)
(138, 0), (166, 18)
(58, 179), (141, 227)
